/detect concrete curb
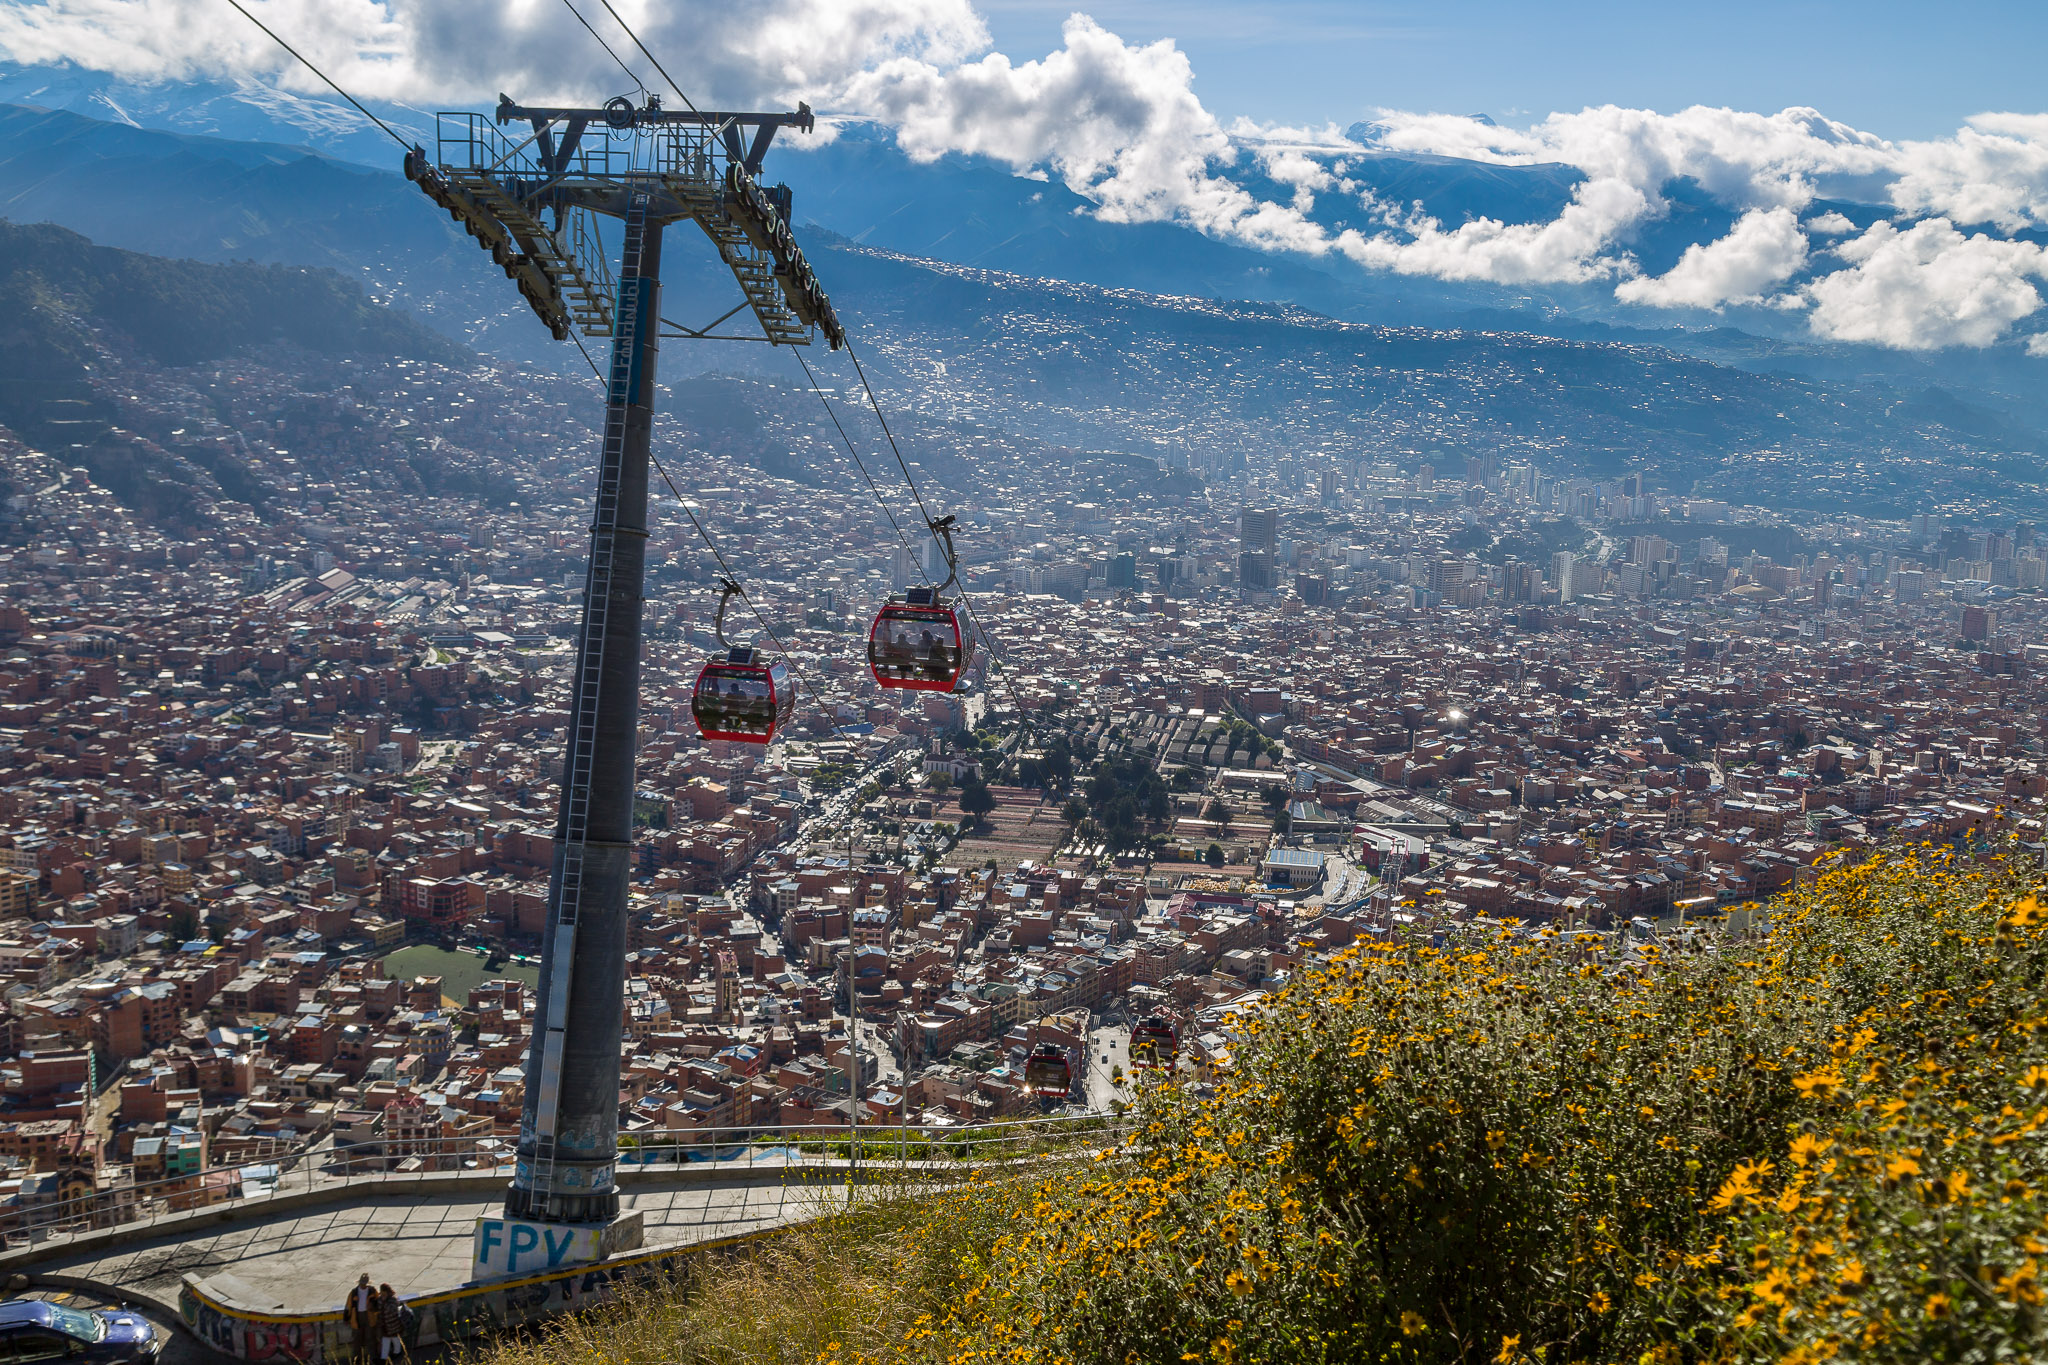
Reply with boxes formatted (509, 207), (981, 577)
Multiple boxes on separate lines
(0, 1158), (873, 1274)
(178, 1220), (804, 1362)
(9, 1269), (184, 1325)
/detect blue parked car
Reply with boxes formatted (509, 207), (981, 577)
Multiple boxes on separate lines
(0, 1299), (160, 1362)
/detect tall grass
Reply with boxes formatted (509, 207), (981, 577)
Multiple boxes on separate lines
(465, 1183), (1013, 1365)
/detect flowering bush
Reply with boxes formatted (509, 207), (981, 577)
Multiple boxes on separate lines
(1671, 863), (2048, 1363)
(871, 850), (2048, 1364)
(475, 849), (2048, 1365)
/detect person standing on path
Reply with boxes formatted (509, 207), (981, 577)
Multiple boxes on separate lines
(342, 1274), (376, 1364)
(375, 1283), (407, 1361)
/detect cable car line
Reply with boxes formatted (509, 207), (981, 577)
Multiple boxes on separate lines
(557, 0), (645, 100)
(830, 340), (1041, 727)
(220, 0), (413, 151)
(590, 0), (708, 123)
(789, 347), (935, 591)
(570, 331), (827, 740)
(656, 461), (817, 691)
(841, 340), (948, 565)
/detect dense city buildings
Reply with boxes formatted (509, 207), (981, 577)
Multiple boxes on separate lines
(1, 344), (2043, 1236)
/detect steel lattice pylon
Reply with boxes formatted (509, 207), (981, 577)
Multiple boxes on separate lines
(407, 94), (840, 1226)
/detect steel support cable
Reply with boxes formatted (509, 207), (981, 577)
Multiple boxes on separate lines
(841, 340), (947, 558)
(792, 345), (1046, 765)
(790, 347), (934, 590)
(558, 0), (645, 98)
(591, 0), (709, 122)
(653, 452), (826, 710)
(567, 334), (826, 721)
(835, 339), (1039, 729)
(221, 0), (413, 150)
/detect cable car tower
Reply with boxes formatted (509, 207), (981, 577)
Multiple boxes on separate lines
(407, 92), (843, 1228)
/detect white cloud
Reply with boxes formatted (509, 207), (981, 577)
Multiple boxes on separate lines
(2028, 332), (2048, 357)
(1335, 177), (1651, 285)
(0, 0), (990, 107)
(5, 0), (2048, 348)
(1804, 219), (2048, 349)
(1258, 147), (1334, 213)
(1337, 103), (1903, 296)
(1370, 103), (1895, 211)
(844, 17), (1225, 226)
(1887, 115), (2048, 231)
(841, 15), (1335, 255)
(1614, 207), (1808, 309)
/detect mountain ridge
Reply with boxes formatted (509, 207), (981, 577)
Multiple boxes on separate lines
(5, 100), (2045, 515)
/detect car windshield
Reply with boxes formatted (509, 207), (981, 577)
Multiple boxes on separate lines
(47, 1305), (106, 1342)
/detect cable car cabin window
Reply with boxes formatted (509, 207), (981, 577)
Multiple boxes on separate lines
(868, 602), (970, 692)
(691, 653), (794, 745)
(1024, 1042), (1071, 1094)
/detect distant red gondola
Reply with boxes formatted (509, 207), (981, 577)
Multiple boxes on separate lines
(1130, 1014), (1179, 1069)
(1024, 1040), (1073, 1097)
(691, 580), (796, 745)
(869, 516), (974, 693)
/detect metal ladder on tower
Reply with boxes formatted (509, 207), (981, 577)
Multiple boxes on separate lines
(530, 186), (650, 1209)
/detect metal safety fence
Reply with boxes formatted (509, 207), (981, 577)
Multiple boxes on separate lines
(0, 1113), (1129, 1256)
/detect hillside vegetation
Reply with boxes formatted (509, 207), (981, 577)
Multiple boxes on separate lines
(481, 847), (2048, 1364)
(0, 219), (461, 378)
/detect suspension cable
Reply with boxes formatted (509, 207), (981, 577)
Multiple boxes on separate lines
(569, 334), (824, 718)
(834, 339), (1038, 729)
(842, 340), (948, 561)
(652, 452), (823, 704)
(221, 0), (412, 150)
(791, 346), (1052, 752)
(591, 0), (708, 122)
(558, 0), (645, 98)
(790, 348), (934, 591)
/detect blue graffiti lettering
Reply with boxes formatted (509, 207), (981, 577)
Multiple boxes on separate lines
(477, 1220), (504, 1265)
(507, 1222), (540, 1272)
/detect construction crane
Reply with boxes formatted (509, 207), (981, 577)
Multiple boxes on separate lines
(404, 91), (841, 1227)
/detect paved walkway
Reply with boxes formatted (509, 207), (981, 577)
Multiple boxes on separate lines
(37, 1172), (847, 1313)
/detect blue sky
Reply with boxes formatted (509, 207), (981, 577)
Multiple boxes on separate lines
(979, 0), (2048, 140)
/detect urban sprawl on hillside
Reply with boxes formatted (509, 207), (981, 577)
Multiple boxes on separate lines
(0, 348), (2040, 1235)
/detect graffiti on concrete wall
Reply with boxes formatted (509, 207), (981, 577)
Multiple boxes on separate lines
(242, 1319), (336, 1364)
(181, 1286), (244, 1358)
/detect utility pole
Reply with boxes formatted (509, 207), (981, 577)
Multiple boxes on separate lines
(406, 93), (842, 1236)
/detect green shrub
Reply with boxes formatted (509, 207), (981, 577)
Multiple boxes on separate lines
(878, 849), (2048, 1364)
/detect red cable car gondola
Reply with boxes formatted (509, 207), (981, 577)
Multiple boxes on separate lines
(869, 516), (974, 693)
(1024, 1040), (1073, 1097)
(691, 579), (795, 745)
(1130, 1014), (1180, 1070)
